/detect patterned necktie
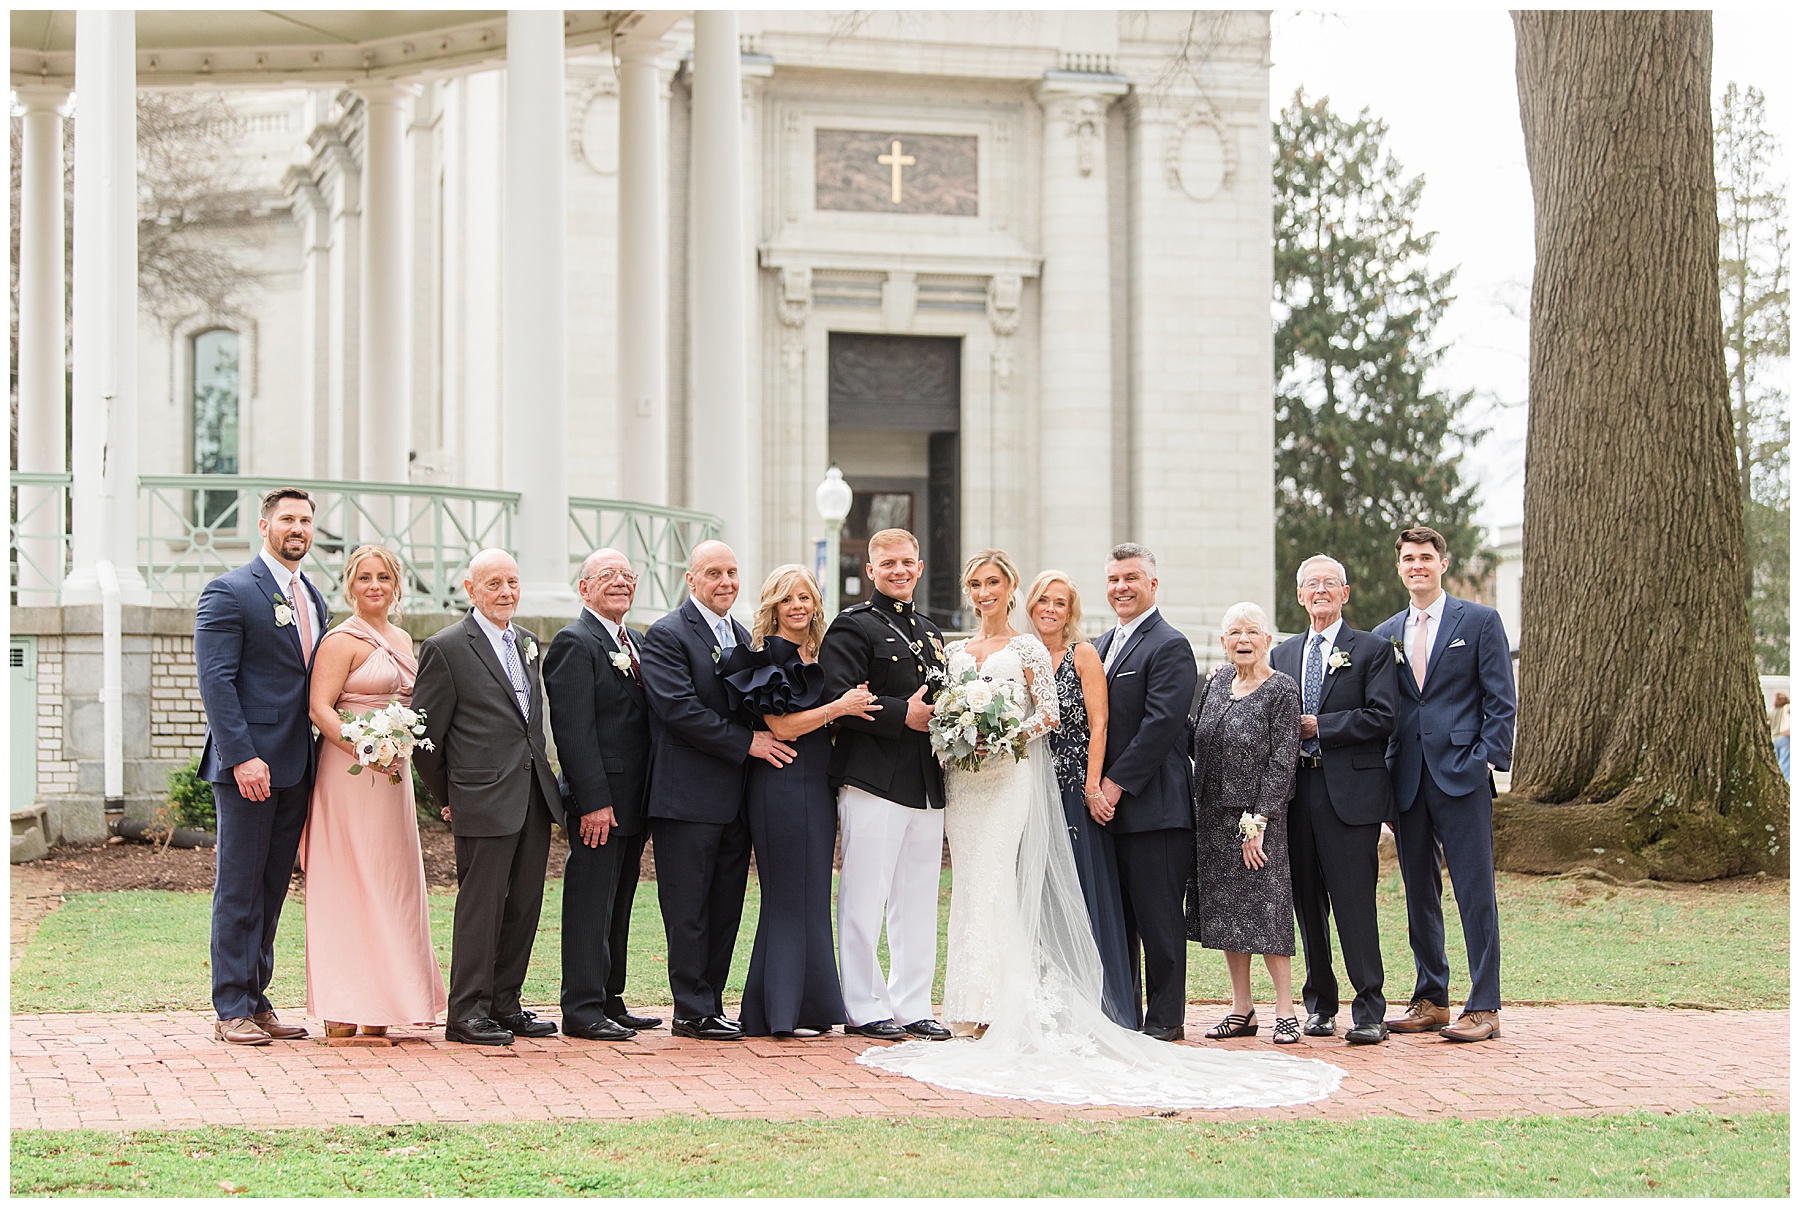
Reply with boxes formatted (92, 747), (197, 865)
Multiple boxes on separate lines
(289, 572), (314, 653)
(618, 626), (641, 679)
(501, 628), (530, 717)
(715, 617), (734, 649)
(1302, 633), (1324, 755)
(1412, 611), (1431, 693)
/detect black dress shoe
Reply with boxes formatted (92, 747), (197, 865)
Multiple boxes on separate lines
(445, 1018), (514, 1046)
(1143, 1024), (1186, 1042)
(1345, 1022), (1389, 1045)
(607, 1009), (664, 1031)
(671, 1016), (744, 1041)
(845, 1020), (908, 1040)
(565, 1017), (635, 1041)
(495, 1009), (558, 1038)
(902, 1019), (952, 1041)
(1304, 1013), (1337, 1037)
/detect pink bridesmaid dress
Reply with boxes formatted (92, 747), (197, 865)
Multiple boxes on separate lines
(302, 616), (448, 1027)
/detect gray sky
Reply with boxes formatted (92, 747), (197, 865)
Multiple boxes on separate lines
(1269, 8), (1795, 534)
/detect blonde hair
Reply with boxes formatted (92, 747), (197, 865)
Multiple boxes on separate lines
(341, 544), (406, 619)
(867, 528), (920, 558)
(961, 548), (1021, 614)
(751, 564), (827, 655)
(1023, 570), (1084, 647)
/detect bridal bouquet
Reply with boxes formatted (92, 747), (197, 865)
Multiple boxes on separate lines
(339, 700), (434, 784)
(930, 667), (1030, 773)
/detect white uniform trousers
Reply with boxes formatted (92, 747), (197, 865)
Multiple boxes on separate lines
(836, 785), (944, 1026)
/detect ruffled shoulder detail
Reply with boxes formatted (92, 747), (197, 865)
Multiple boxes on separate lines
(720, 634), (826, 716)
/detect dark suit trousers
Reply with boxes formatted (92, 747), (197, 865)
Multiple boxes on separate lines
(210, 778), (310, 1019)
(449, 781), (554, 1022)
(1113, 827), (1190, 1031)
(560, 824), (646, 1029)
(651, 813), (751, 1020)
(1392, 766), (1502, 1012)
(1289, 767), (1386, 1027)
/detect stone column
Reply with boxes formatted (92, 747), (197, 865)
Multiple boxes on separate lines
(15, 86), (70, 604)
(354, 84), (413, 484)
(615, 30), (671, 506)
(65, 10), (149, 605)
(688, 10), (752, 565)
(503, 10), (578, 611)
(1035, 73), (1126, 607)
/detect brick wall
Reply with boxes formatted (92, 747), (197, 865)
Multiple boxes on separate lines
(32, 638), (80, 796)
(150, 634), (209, 762)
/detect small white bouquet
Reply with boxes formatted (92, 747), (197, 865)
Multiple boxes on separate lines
(929, 667), (1030, 773)
(339, 700), (434, 785)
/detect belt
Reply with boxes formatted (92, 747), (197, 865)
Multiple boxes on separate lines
(1297, 754), (1323, 769)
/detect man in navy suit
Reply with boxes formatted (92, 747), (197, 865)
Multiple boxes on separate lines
(1269, 555), (1399, 1045)
(637, 540), (795, 1041)
(1094, 542), (1199, 1041)
(1373, 526), (1516, 1043)
(194, 487), (330, 1046)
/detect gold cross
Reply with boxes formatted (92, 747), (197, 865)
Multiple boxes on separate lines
(877, 139), (916, 204)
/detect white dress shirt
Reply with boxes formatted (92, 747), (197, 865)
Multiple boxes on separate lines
(690, 595), (737, 648)
(1304, 618), (1346, 688)
(470, 606), (518, 670)
(1103, 604), (1160, 674)
(259, 549), (325, 637)
(585, 606), (628, 649)
(1402, 590), (1448, 663)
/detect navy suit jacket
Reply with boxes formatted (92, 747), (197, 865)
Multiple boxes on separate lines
(543, 610), (652, 835)
(638, 599), (755, 826)
(1270, 624), (1399, 826)
(1372, 595), (1517, 810)
(1094, 610), (1199, 834)
(194, 557), (329, 789)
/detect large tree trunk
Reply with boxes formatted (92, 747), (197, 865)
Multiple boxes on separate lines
(1499, 11), (1787, 880)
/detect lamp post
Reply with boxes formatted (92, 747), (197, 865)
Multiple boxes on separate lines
(814, 465), (854, 620)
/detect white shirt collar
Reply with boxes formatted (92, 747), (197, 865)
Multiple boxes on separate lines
(1308, 617), (1346, 650)
(1114, 604), (1159, 642)
(260, 548), (304, 590)
(1412, 591), (1447, 624)
(585, 605), (625, 645)
(690, 595), (733, 626)
(470, 606), (511, 645)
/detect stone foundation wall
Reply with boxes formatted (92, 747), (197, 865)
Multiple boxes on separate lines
(33, 637), (80, 796)
(150, 635), (209, 763)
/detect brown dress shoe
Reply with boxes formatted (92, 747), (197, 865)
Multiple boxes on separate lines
(215, 1018), (273, 1046)
(253, 1011), (310, 1040)
(1387, 999), (1452, 1033)
(1442, 1010), (1501, 1042)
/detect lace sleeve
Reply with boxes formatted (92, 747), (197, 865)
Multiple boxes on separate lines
(1016, 636), (1061, 741)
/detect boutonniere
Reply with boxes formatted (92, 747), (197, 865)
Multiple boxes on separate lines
(1389, 637), (1405, 665)
(272, 591), (294, 628)
(1327, 649), (1352, 673)
(609, 651), (634, 676)
(711, 646), (722, 664)
(524, 638), (539, 664)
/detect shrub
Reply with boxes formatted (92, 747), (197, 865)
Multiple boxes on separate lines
(165, 756), (217, 832)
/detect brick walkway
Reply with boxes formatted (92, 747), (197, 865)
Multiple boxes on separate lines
(11, 1003), (1785, 1131)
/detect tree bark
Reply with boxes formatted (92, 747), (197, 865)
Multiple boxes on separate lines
(1500, 10), (1787, 880)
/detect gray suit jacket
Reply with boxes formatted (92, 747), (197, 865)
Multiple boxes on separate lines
(413, 611), (564, 838)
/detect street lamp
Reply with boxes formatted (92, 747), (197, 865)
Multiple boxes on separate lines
(814, 465), (854, 619)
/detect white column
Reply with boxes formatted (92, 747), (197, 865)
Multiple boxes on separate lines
(504, 10), (578, 611)
(65, 11), (149, 605)
(1035, 75), (1126, 607)
(688, 11), (751, 563)
(355, 84), (412, 484)
(16, 86), (70, 604)
(615, 32), (671, 506)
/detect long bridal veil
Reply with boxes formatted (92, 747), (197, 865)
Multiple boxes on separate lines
(857, 736), (1344, 1110)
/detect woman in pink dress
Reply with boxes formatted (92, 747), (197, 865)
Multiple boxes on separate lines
(303, 544), (447, 1037)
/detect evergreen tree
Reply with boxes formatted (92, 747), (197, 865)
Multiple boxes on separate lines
(1272, 89), (1487, 632)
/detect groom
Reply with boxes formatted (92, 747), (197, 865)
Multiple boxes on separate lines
(821, 528), (952, 1042)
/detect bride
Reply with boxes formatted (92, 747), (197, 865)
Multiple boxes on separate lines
(858, 549), (1342, 1110)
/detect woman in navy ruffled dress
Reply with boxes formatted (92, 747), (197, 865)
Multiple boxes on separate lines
(723, 565), (879, 1037)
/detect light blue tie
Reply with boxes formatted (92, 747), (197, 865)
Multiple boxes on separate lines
(1302, 633), (1324, 756)
(715, 617), (735, 650)
(501, 628), (530, 718)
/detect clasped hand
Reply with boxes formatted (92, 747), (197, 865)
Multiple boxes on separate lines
(748, 729), (798, 768)
(833, 683), (881, 722)
(1241, 831), (1268, 870)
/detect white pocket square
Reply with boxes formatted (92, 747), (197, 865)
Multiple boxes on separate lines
(1114, 670), (1139, 678)
(1448, 638), (1467, 648)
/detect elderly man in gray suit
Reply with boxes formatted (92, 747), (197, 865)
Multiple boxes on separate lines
(413, 548), (565, 1046)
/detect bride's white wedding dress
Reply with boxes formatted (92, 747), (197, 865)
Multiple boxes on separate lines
(858, 633), (1343, 1110)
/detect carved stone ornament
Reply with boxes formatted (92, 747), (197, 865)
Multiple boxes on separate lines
(570, 74), (620, 174)
(987, 274), (1022, 337)
(778, 265), (812, 328)
(1071, 96), (1105, 177)
(1165, 99), (1238, 202)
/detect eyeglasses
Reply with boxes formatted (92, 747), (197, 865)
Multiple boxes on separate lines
(1299, 577), (1344, 590)
(585, 568), (638, 585)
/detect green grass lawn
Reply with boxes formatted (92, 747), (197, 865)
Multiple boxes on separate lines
(12, 868), (1786, 1015)
(9, 1111), (1788, 1197)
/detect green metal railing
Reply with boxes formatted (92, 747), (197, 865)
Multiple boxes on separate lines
(9, 474), (720, 617)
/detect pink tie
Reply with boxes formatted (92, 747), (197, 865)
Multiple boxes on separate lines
(1412, 610), (1430, 692)
(290, 573), (314, 654)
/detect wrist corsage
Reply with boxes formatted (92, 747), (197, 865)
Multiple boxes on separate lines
(1238, 811), (1267, 842)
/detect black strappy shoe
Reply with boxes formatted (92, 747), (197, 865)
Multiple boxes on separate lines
(1272, 1016), (1301, 1045)
(1205, 1008), (1258, 1039)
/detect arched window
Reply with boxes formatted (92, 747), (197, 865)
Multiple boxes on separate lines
(192, 329), (240, 526)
